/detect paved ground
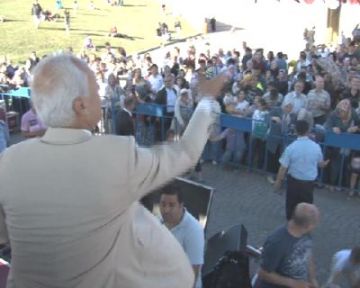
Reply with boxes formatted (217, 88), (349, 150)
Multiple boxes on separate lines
(200, 162), (360, 285)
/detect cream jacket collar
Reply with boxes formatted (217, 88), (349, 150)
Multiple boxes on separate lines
(41, 128), (92, 145)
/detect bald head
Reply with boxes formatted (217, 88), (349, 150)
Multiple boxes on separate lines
(292, 203), (320, 229)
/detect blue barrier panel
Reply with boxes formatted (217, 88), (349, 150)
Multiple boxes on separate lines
(324, 132), (360, 151)
(220, 114), (252, 132)
(1, 87), (31, 99)
(136, 103), (163, 117)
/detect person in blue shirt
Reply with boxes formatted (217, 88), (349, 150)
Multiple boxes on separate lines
(274, 120), (329, 220)
(0, 120), (9, 153)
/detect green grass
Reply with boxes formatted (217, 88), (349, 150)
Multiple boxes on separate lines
(0, 0), (197, 64)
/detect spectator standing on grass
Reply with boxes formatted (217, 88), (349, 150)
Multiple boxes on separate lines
(31, 0), (43, 29)
(64, 9), (70, 34)
(73, 0), (79, 13)
(55, 0), (64, 10)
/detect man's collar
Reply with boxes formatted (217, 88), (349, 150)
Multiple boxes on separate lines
(41, 128), (92, 145)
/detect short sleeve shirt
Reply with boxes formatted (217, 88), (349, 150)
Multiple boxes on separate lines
(331, 249), (360, 287)
(170, 210), (205, 288)
(279, 136), (323, 181)
(257, 225), (313, 288)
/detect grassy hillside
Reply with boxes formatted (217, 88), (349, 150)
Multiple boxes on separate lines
(0, 0), (197, 64)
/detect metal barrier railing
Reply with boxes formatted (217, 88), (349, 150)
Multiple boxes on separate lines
(2, 89), (359, 192)
(126, 103), (360, 192)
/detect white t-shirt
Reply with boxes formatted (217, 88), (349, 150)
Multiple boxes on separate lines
(235, 100), (249, 113)
(329, 249), (360, 287)
(166, 88), (177, 113)
(170, 210), (205, 288)
(148, 74), (164, 93)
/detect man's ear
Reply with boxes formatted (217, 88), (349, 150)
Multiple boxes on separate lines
(73, 97), (86, 115)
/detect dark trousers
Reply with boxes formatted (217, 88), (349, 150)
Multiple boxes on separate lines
(155, 112), (174, 142)
(286, 175), (314, 220)
(313, 114), (327, 125)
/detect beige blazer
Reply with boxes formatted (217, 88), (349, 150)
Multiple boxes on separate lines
(0, 100), (217, 288)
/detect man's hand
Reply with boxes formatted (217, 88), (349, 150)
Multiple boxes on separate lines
(347, 126), (358, 133)
(271, 116), (281, 124)
(332, 127), (341, 134)
(198, 74), (229, 99)
(318, 159), (330, 168)
(273, 179), (283, 193)
(273, 166), (287, 193)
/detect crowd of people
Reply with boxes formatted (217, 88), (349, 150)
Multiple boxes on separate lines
(0, 47), (359, 287)
(1, 24), (360, 192)
(0, 10), (360, 286)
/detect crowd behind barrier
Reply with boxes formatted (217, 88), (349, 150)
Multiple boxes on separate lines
(0, 1), (360, 287)
(125, 103), (360, 191)
(0, 20), (360, 194)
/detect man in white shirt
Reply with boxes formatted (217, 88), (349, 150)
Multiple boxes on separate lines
(160, 184), (205, 288)
(147, 63), (164, 94)
(325, 246), (360, 288)
(282, 81), (307, 115)
(155, 74), (178, 140)
(306, 75), (331, 125)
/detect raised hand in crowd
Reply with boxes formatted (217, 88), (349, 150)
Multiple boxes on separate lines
(198, 73), (229, 100)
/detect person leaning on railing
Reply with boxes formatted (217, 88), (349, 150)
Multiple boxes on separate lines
(324, 99), (360, 191)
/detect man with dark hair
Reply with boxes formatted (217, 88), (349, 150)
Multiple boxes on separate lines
(160, 184), (205, 288)
(155, 74), (178, 140)
(325, 246), (360, 288)
(115, 97), (136, 136)
(256, 203), (320, 288)
(274, 120), (328, 219)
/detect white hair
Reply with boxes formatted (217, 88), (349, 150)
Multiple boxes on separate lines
(31, 54), (90, 127)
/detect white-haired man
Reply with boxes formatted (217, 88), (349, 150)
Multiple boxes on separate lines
(0, 54), (226, 288)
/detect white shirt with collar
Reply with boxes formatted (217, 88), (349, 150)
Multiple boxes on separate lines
(148, 74), (164, 93)
(169, 209), (205, 288)
(166, 88), (177, 113)
(282, 91), (307, 115)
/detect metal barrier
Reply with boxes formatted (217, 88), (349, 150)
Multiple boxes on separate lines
(0, 87), (31, 132)
(129, 104), (360, 192)
(2, 88), (358, 192)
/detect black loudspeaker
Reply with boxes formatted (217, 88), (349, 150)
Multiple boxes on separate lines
(202, 224), (252, 288)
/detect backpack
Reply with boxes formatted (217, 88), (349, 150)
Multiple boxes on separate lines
(205, 251), (252, 288)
